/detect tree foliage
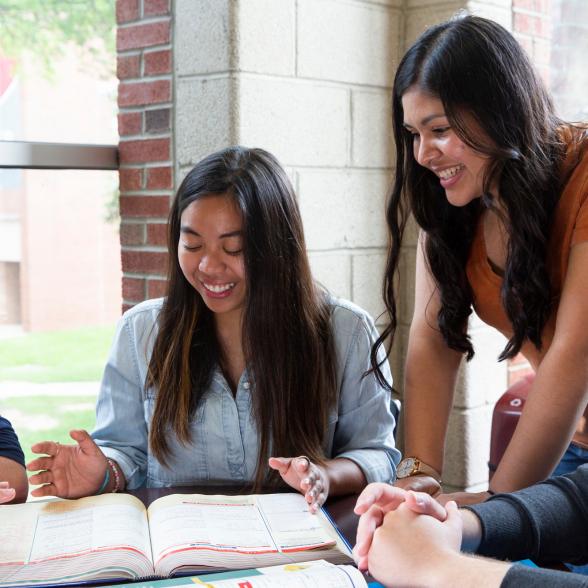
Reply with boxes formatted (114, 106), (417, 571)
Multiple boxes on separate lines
(0, 0), (115, 72)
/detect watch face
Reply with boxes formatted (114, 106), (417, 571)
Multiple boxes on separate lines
(397, 457), (417, 478)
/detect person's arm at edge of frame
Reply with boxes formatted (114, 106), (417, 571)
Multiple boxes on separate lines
(488, 241), (588, 494)
(397, 233), (463, 494)
(0, 456), (28, 503)
(465, 464), (588, 564)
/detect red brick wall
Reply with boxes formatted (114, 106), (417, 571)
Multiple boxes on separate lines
(116, 0), (173, 311)
(512, 0), (552, 85)
(507, 0), (552, 386)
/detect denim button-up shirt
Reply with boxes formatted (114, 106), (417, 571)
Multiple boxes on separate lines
(93, 297), (400, 489)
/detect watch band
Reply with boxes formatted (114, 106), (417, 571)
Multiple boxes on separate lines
(397, 457), (442, 483)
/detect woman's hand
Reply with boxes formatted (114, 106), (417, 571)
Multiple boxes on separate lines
(27, 429), (108, 499)
(394, 474), (441, 496)
(268, 456), (329, 513)
(438, 490), (491, 507)
(0, 481), (16, 504)
(353, 484), (447, 571)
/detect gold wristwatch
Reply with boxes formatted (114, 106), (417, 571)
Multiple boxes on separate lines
(396, 457), (441, 483)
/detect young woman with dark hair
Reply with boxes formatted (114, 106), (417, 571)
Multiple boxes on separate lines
(29, 146), (400, 510)
(371, 15), (588, 505)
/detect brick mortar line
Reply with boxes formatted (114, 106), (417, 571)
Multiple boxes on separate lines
(118, 75), (173, 84)
(118, 43), (172, 57)
(124, 273), (168, 280)
(117, 16), (172, 29)
(119, 105), (173, 114)
(119, 134), (172, 141)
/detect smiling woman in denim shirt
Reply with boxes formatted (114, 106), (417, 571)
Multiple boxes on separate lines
(28, 146), (400, 510)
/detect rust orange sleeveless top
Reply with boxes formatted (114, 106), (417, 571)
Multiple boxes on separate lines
(466, 127), (588, 448)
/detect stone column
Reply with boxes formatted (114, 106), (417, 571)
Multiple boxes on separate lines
(174, 0), (402, 326)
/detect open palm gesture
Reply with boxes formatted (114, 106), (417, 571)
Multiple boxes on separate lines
(28, 429), (108, 498)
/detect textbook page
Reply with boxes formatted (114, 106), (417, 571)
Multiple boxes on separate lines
(27, 493), (152, 562)
(147, 493), (347, 575)
(0, 501), (39, 564)
(256, 493), (347, 553)
(0, 494), (154, 587)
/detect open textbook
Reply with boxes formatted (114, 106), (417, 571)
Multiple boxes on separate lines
(117, 559), (370, 588)
(0, 492), (353, 587)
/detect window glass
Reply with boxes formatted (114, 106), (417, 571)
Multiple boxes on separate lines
(0, 168), (120, 464)
(0, 1), (118, 466)
(0, 2), (116, 144)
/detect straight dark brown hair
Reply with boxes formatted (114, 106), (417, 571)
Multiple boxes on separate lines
(146, 146), (338, 489)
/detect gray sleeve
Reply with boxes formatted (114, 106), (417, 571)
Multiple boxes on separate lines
(465, 465), (588, 565)
(501, 564), (588, 588)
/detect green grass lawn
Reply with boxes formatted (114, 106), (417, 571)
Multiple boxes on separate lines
(0, 325), (115, 383)
(0, 325), (115, 467)
(1, 394), (97, 467)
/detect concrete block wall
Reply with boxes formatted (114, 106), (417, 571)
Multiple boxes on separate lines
(174, 0), (403, 325)
(117, 0), (173, 310)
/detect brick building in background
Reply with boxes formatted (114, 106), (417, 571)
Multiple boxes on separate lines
(117, 0), (173, 312)
(115, 0), (587, 492)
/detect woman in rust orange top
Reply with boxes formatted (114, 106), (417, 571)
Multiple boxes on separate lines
(372, 14), (588, 505)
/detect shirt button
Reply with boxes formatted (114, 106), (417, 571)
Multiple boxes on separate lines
(243, 382), (250, 389)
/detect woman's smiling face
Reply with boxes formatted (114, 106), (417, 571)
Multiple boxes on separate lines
(178, 193), (246, 325)
(402, 87), (495, 207)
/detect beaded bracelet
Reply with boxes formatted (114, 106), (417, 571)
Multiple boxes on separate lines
(96, 466), (111, 495)
(107, 458), (121, 493)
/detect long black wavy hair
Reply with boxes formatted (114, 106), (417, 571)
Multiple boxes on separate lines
(372, 15), (570, 386)
(147, 146), (337, 489)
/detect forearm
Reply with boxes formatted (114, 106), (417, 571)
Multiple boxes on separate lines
(0, 457), (28, 502)
(422, 551), (510, 588)
(323, 457), (367, 496)
(491, 345), (588, 492)
(460, 509), (483, 552)
(403, 330), (461, 471)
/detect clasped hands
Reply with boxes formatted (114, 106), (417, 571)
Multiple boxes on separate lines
(353, 483), (462, 586)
